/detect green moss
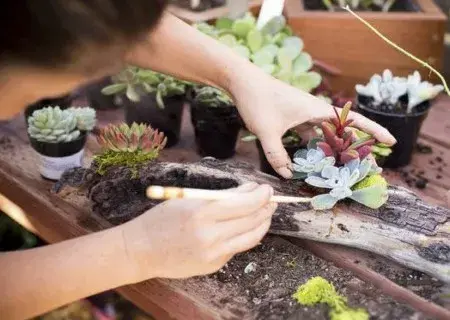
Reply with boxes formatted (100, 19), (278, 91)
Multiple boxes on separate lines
(352, 174), (388, 191)
(93, 150), (158, 177)
(293, 277), (369, 320)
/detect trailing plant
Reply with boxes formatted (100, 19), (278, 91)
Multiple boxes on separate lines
(27, 106), (97, 143)
(293, 276), (369, 320)
(322, 0), (396, 12)
(193, 86), (233, 107)
(355, 69), (444, 113)
(94, 122), (167, 176)
(101, 66), (188, 108)
(292, 102), (388, 210)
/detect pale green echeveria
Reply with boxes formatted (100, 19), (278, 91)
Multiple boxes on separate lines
(102, 67), (187, 108)
(69, 107), (96, 131)
(406, 71), (444, 113)
(28, 106), (80, 143)
(292, 148), (336, 179)
(194, 86), (233, 107)
(306, 158), (387, 210)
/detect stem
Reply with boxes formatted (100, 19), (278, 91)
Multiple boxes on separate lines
(342, 5), (450, 96)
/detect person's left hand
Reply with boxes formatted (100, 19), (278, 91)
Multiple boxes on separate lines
(229, 73), (397, 179)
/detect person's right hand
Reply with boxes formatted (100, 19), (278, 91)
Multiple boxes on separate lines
(121, 182), (276, 282)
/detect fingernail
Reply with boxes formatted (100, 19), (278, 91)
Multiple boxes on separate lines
(278, 167), (293, 179)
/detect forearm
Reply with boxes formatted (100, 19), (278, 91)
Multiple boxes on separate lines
(0, 226), (139, 319)
(126, 12), (266, 93)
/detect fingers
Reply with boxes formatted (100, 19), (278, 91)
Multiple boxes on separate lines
(199, 184), (273, 221)
(349, 111), (396, 146)
(259, 135), (293, 178)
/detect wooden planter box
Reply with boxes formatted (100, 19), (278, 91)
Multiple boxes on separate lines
(284, 0), (447, 94)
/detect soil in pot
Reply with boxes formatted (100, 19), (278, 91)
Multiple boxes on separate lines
(357, 95), (430, 168)
(29, 132), (87, 181)
(24, 94), (73, 123)
(122, 94), (184, 148)
(256, 140), (301, 178)
(79, 77), (119, 110)
(170, 0), (225, 11)
(190, 102), (241, 159)
(303, 0), (419, 11)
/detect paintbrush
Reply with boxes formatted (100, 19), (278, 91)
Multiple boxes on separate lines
(146, 185), (311, 203)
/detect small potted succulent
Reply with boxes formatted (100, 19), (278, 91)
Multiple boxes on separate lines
(292, 102), (389, 210)
(190, 85), (241, 159)
(24, 94), (73, 123)
(355, 69), (443, 168)
(27, 106), (97, 180)
(94, 122), (167, 177)
(197, 13), (322, 175)
(101, 67), (188, 148)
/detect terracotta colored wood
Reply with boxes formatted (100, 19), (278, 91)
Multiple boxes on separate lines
(284, 0), (447, 94)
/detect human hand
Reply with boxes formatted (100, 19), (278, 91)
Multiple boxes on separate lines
(121, 183), (276, 282)
(229, 73), (396, 178)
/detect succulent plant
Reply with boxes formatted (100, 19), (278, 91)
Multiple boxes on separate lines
(292, 147), (336, 179)
(352, 128), (392, 161)
(356, 69), (444, 114)
(316, 102), (375, 165)
(95, 122), (167, 175)
(323, 0), (396, 12)
(68, 107), (96, 132)
(193, 86), (233, 107)
(27, 106), (80, 143)
(101, 66), (188, 108)
(306, 158), (388, 210)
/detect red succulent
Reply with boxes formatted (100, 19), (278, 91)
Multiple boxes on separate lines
(317, 102), (375, 165)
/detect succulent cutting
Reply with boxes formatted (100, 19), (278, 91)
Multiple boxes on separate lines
(94, 122), (167, 175)
(101, 66), (188, 108)
(292, 102), (388, 210)
(28, 106), (96, 143)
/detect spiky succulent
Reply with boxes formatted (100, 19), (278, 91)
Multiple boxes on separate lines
(27, 106), (80, 143)
(94, 123), (167, 175)
(69, 107), (96, 132)
(306, 158), (388, 210)
(317, 102), (375, 165)
(101, 67), (188, 108)
(193, 86), (233, 107)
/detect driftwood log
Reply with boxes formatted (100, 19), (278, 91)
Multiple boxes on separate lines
(55, 157), (450, 284)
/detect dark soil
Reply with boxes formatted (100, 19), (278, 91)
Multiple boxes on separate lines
(303, 0), (419, 12)
(171, 0), (225, 11)
(55, 160), (449, 319)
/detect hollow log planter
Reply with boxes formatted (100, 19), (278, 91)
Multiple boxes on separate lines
(55, 158), (450, 284)
(283, 0), (447, 94)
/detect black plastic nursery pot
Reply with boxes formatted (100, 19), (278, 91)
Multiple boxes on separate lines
(29, 132), (87, 181)
(357, 95), (430, 168)
(24, 94), (73, 123)
(80, 77), (119, 110)
(123, 94), (184, 148)
(190, 102), (241, 159)
(256, 140), (301, 178)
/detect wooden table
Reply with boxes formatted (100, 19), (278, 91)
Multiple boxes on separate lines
(0, 97), (449, 319)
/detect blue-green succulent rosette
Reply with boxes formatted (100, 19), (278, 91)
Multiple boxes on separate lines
(292, 139), (389, 211)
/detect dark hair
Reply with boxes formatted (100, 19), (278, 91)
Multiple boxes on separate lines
(0, 0), (168, 72)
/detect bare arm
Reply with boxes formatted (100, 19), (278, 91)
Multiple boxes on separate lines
(0, 227), (136, 320)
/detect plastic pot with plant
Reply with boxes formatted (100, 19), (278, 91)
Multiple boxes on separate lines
(190, 85), (241, 159)
(291, 102), (389, 210)
(24, 94), (73, 123)
(355, 69), (443, 168)
(101, 67), (189, 148)
(27, 106), (97, 180)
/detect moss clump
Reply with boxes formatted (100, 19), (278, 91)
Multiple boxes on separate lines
(352, 174), (388, 191)
(293, 277), (369, 320)
(93, 150), (158, 177)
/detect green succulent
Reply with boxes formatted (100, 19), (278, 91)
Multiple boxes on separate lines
(193, 86), (233, 107)
(101, 66), (188, 108)
(27, 106), (80, 143)
(68, 107), (97, 132)
(353, 128), (392, 161)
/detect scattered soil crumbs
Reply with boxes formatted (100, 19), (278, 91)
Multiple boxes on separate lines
(209, 236), (435, 320)
(0, 135), (13, 151)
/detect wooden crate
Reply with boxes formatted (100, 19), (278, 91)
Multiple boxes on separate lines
(284, 0), (447, 94)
